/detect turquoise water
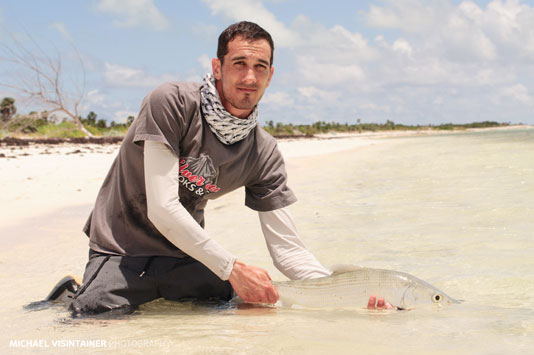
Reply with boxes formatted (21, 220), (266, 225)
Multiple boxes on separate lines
(1, 128), (533, 354)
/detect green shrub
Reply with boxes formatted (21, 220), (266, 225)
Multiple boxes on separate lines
(35, 121), (86, 138)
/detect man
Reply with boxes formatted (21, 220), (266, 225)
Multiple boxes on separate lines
(68, 21), (332, 315)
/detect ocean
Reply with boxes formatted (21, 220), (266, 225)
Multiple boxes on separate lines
(1, 128), (533, 354)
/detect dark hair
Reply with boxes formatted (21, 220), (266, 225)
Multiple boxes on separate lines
(217, 21), (274, 65)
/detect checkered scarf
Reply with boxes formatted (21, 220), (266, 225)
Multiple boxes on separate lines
(200, 73), (258, 145)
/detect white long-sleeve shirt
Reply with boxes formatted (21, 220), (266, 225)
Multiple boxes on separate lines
(144, 140), (331, 281)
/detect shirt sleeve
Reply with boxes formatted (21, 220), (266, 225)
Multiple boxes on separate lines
(245, 140), (297, 211)
(144, 140), (236, 280)
(133, 82), (187, 156)
(258, 207), (331, 280)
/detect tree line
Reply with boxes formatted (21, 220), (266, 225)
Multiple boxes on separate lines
(262, 119), (509, 137)
(1, 97), (510, 139)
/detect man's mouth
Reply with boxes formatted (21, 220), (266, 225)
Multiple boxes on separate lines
(237, 86), (257, 93)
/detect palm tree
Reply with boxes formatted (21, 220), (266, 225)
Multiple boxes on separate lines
(1, 97), (16, 122)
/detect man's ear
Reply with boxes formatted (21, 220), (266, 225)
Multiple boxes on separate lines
(212, 58), (222, 80)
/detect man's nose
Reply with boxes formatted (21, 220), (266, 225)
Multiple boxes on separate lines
(243, 67), (257, 84)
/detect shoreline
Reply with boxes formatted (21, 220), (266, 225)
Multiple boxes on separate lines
(1, 124), (530, 145)
(1, 124), (531, 159)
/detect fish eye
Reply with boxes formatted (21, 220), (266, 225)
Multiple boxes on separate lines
(432, 294), (442, 303)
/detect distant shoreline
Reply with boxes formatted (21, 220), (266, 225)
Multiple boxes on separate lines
(0, 136), (123, 147)
(0, 124), (531, 148)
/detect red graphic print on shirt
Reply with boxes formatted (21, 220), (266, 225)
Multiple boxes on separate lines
(179, 155), (220, 196)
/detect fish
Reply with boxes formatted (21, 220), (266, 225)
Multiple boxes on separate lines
(272, 265), (459, 310)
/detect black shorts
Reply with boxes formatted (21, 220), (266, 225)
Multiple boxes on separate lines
(69, 250), (233, 316)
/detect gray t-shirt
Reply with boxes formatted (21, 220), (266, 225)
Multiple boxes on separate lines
(84, 82), (297, 257)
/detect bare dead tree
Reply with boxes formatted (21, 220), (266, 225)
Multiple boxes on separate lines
(0, 32), (93, 136)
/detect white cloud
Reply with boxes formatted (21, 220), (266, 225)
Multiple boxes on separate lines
(500, 83), (534, 104)
(289, 17), (377, 62)
(433, 96), (444, 105)
(82, 89), (122, 113)
(352, 0), (534, 93)
(49, 22), (73, 41)
(186, 74), (203, 83)
(103, 63), (177, 88)
(484, 0), (534, 59)
(365, 0), (451, 33)
(444, 5), (498, 61)
(191, 23), (219, 40)
(197, 54), (212, 73)
(82, 90), (138, 124)
(364, 0), (534, 62)
(201, 0), (300, 47)
(261, 91), (295, 106)
(112, 110), (137, 124)
(87, 89), (106, 106)
(295, 56), (365, 86)
(392, 38), (413, 56)
(330, 25), (370, 53)
(96, 0), (170, 31)
(298, 86), (340, 102)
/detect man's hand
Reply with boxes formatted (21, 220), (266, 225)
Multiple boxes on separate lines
(367, 295), (395, 310)
(228, 260), (279, 304)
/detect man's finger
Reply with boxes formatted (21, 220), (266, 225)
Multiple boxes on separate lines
(376, 298), (385, 309)
(267, 284), (279, 304)
(367, 295), (396, 310)
(367, 295), (377, 308)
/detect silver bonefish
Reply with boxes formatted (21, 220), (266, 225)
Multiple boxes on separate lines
(272, 265), (459, 310)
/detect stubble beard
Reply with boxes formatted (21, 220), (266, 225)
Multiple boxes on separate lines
(223, 86), (258, 111)
(218, 72), (264, 113)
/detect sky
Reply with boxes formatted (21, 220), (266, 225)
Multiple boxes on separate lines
(1, 0), (534, 126)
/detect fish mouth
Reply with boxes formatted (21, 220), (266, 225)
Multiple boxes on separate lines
(441, 290), (462, 305)
(449, 298), (463, 304)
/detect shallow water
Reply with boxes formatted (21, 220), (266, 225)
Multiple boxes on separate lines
(2, 128), (533, 354)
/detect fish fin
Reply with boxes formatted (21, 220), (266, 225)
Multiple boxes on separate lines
(329, 264), (363, 275)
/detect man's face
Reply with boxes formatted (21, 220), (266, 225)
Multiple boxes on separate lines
(212, 36), (274, 118)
